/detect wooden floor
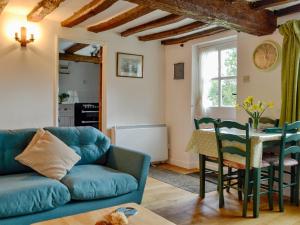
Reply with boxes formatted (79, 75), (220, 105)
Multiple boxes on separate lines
(142, 166), (300, 225)
(155, 163), (199, 175)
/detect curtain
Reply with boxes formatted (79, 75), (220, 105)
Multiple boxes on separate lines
(192, 47), (218, 119)
(279, 20), (300, 125)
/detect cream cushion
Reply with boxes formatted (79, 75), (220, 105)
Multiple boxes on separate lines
(15, 128), (81, 180)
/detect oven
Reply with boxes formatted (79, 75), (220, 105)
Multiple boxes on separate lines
(74, 103), (99, 128)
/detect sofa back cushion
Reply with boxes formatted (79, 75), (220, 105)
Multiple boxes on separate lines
(0, 127), (110, 175)
(0, 129), (36, 175)
(45, 127), (110, 165)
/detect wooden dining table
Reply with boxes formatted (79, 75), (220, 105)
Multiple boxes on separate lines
(186, 128), (284, 217)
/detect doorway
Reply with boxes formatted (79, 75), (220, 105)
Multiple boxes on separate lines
(57, 38), (103, 130)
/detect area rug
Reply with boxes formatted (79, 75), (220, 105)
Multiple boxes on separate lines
(148, 166), (217, 194)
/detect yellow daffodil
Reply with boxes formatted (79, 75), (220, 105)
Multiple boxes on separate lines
(237, 96), (273, 124)
(267, 102), (274, 108)
(244, 96), (254, 105)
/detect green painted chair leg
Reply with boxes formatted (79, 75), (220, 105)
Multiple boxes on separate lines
(278, 169), (284, 212)
(253, 168), (261, 218)
(199, 154), (206, 199)
(226, 167), (232, 193)
(237, 169), (243, 201)
(268, 165), (274, 210)
(218, 163), (225, 208)
(248, 170), (253, 202)
(294, 162), (300, 206)
(242, 169), (250, 217)
(290, 154), (296, 204)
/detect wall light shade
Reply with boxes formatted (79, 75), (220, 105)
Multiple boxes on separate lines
(5, 18), (40, 44)
(15, 26), (34, 47)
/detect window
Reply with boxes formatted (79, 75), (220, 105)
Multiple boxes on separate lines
(200, 42), (237, 108)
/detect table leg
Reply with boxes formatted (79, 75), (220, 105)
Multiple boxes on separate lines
(199, 154), (206, 199)
(253, 168), (261, 218)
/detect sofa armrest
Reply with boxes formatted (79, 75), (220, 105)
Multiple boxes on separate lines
(106, 145), (151, 191)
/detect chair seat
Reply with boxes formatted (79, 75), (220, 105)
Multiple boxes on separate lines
(263, 154), (299, 167)
(223, 159), (270, 169)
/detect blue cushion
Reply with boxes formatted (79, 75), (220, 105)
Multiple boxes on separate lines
(45, 127), (110, 165)
(61, 165), (138, 200)
(0, 173), (71, 218)
(0, 129), (36, 175)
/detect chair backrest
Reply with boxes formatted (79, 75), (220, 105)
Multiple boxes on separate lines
(214, 120), (251, 169)
(194, 117), (219, 130)
(280, 121), (300, 164)
(248, 117), (279, 128)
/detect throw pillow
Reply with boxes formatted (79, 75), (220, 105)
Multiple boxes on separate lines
(15, 128), (81, 180)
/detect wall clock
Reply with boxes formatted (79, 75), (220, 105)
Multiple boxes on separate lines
(253, 41), (280, 71)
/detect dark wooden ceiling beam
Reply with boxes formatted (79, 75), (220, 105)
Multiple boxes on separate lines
(0, 0), (9, 14)
(161, 27), (228, 45)
(251, 0), (297, 9)
(125, 0), (277, 36)
(59, 53), (100, 64)
(88, 5), (154, 33)
(139, 21), (208, 41)
(64, 43), (89, 54)
(274, 3), (300, 16)
(27, 0), (65, 22)
(61, 0), (118, 27)
(120, 14), (185, 37)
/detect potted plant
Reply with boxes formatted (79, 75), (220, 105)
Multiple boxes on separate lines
(59, 93), (70, 104)
(237, 96), (274, 130)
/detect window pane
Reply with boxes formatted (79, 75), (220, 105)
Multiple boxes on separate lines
(201, 50), (218, 79)
(221, 48), (237, 77)
(221, 79), (237, 107)
(208, 79), (219, 107)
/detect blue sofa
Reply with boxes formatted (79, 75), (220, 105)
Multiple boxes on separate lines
(0, 127), (151, 225)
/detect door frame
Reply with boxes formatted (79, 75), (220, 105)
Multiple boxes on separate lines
(54, 36), (107, 133)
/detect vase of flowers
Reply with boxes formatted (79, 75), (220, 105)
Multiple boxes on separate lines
(237, 96), (274, 130)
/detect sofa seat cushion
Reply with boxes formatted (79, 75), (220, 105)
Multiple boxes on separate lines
(61, 165), (138, 201)
(0, 173), (71, 218)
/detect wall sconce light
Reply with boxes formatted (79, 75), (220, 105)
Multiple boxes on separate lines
(15, 26), (34, 47)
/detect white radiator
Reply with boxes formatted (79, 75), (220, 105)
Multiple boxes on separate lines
(111, 124), (168, 162)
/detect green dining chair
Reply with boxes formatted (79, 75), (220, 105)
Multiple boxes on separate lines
(194, 117), (220, 198)
(214, 120), (273, 217)
(264, 121), (300, 212)
(194, 117), (236, 196)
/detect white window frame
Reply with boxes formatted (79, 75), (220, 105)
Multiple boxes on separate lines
(199, 40), (237, 109)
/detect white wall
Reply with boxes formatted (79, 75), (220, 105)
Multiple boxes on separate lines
(165, 30), (237, 168)
(165, 14), (299, 169)
(0, 12), (165, 132)
(59, 60), (99, 103)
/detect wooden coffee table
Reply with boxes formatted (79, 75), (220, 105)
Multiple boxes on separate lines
(32, 203), (175, 225)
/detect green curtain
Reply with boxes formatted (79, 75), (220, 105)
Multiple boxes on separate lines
(279, 20), (300, 125)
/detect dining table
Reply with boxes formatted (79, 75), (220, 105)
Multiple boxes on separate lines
(186, 128), (284, 217)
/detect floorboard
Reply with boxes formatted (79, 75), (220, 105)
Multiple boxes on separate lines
(142, 177), (300, 225)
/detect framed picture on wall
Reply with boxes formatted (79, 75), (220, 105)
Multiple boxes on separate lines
(117, 52), (144, 78)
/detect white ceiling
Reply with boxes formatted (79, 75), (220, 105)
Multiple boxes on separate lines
(3, 0), (300, 41)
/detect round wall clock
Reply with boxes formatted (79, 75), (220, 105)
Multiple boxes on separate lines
(253, 41), (280, 71)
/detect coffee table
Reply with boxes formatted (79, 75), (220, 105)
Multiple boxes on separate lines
(32, 203), (175, 225)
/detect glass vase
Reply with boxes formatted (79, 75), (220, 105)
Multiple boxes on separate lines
(253, 117), (259, 130)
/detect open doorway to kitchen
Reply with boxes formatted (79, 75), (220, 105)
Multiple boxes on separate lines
(57, 38), (103, 130)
